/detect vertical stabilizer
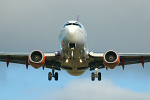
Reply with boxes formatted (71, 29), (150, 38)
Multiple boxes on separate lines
(77, 15), (79, 22)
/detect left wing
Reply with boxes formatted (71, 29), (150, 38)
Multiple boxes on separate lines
(88, 51), (150, 70)
(119, 53), (150, 68)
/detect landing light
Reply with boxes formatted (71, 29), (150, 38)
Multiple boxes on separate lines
(66, 59), (69, 63)
(80, 59), (82, 63)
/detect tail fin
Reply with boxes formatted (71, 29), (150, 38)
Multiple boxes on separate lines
(77, 15), (79, 22)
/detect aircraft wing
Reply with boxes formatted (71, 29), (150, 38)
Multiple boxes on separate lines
(0, 52), (29, 65)
(1, 51), (150, 70)
(0, 52), (61, 69)
(88, 52), (150, 70)
(118, 53), (150, 65)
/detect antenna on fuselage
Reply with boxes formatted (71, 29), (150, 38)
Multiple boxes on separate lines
(77, 15), (79, 22)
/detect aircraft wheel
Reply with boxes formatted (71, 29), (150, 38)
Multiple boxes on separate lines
(48, 72), (52, 81)
(55, 72), (58, 81)
(91, 72), (95, 81)
(98, 72), (101, 81)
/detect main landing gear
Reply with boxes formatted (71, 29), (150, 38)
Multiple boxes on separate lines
(48, 69), (58, 81)
(91, 68), (101, 81)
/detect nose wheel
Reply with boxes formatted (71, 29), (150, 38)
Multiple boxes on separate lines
(48, 69), (58, 81)
(91, 68), (101, 81)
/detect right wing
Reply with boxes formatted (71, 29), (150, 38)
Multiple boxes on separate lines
(0, 52), (29, 65)
(0, 51), (61, 70)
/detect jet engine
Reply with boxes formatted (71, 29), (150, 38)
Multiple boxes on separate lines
(103, 50), (120, 69)
(28, 50), (45, 69)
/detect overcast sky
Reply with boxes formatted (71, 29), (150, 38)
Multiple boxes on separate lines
(0, 0), (150, 100)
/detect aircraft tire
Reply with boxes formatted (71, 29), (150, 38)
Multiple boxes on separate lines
(55, 72), (58, 81)
(48, 72), (52, 81)
(98, 72), (101, 81)
(91, 72), (95, 81)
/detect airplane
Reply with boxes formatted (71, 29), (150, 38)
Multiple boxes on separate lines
(0, 20), (150, 81)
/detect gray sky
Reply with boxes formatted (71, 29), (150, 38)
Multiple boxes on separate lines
(0, 0), (150, 100)
(0, 0), (150, 52)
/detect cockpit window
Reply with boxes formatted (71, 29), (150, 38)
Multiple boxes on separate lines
(63, 23), (82, 28)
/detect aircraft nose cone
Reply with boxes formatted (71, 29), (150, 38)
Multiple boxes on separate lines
(65, 26), (79, 43)
(67, 27), (76, 34)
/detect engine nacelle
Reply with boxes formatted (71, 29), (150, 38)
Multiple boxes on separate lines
(103, 50), (120, 69)
(28, 50), (45, 69)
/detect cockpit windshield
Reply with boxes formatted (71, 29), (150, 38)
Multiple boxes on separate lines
(63, 23), (82, 28)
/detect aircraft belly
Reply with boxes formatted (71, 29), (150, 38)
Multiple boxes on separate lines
(67, 70), (85, 76)
(61, 59), (88, 76)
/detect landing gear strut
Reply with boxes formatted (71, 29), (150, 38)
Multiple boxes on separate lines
(48, 68), (58, 81)
(91, 68), (101, 81)
(70, 48), (75, 59)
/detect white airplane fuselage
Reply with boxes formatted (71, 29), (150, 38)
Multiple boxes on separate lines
(59, 21), (89, 76)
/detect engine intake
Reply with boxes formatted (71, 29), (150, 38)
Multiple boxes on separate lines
(103, 50), (120, 69)
(28, 50), (45, 69)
